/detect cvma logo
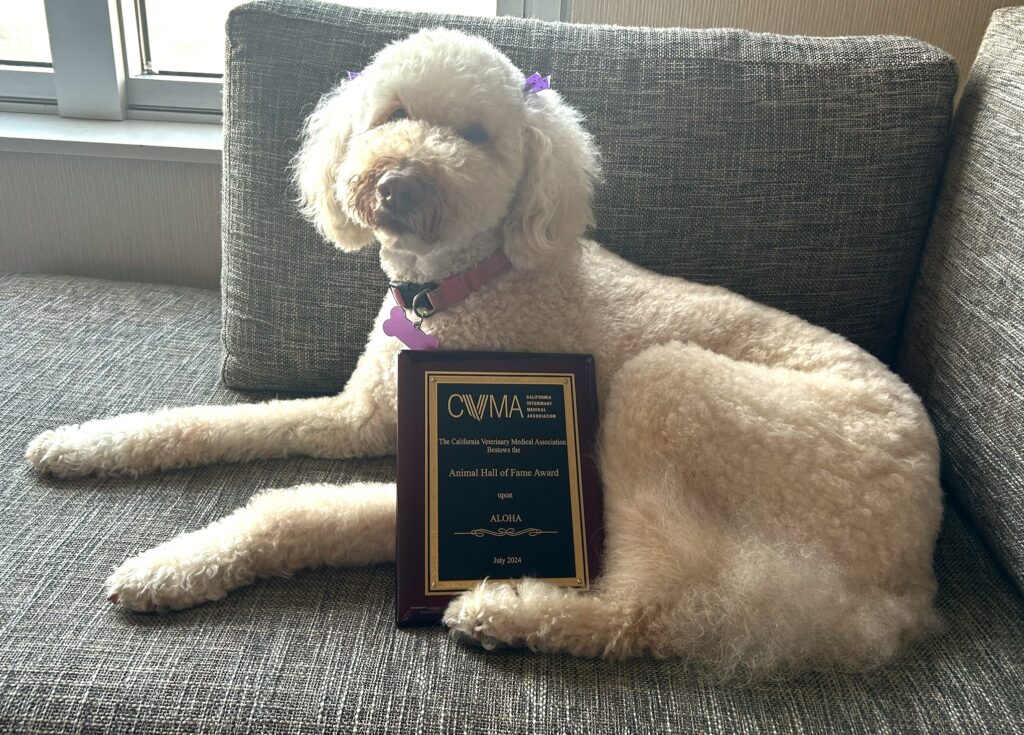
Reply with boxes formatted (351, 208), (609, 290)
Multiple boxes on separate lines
(447, 393), (524, 421)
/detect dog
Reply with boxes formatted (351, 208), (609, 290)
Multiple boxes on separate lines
(25, 28), (942, 676)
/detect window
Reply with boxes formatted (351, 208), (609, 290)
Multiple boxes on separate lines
(0, 2), (55, 108)
(141, 1), (500, 76)
(0, 3), (52, 65)
(0, 0), (564, 123)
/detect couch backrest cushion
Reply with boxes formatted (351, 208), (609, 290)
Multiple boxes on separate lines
(222, 0), (956, 393)
(899, 7), (1024, 591)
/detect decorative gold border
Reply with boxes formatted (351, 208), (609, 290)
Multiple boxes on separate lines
(424, 371), (589, 595)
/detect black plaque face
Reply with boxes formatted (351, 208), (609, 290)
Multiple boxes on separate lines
(396, 352), (603, 626)
(427, 373), (587, 591)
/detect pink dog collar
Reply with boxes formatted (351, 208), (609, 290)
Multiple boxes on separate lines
(389, 248), (513, 319)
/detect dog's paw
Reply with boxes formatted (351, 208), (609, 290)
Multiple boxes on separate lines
(25, 425), (98, 478)
(105, 548), (229, 613)
(26, 416), (154, 478)
(443, 580), (534, 651)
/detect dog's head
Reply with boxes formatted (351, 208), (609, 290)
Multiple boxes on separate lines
(293, 28), (600, 271)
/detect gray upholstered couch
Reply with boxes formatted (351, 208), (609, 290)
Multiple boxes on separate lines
(2, 2), (1022, 732)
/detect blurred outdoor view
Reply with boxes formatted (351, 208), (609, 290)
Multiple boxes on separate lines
(0, 1), (497, 75)
(0, 2), (51, 64)
(145, 0), (496, 74)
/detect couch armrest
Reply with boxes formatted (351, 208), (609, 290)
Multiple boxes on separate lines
(898, 6), (1024, 590)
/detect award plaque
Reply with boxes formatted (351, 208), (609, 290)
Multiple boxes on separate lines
(395, 351), (603, 626)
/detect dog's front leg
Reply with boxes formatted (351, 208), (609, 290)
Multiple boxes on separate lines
(26, 341), (400, 478)
(106, 482), (395, 611)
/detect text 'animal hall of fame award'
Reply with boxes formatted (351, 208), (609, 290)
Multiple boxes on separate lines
(395, 351), (604, 625)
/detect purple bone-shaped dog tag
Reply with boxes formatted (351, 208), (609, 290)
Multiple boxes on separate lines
(524, 72), (551, 93)
(346, 70), (360, 80)
(383, 306), (439, 351)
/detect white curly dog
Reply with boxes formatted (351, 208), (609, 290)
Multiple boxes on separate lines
(26, 28), (942, 675)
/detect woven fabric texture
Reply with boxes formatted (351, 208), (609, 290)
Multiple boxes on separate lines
(2, 273), (1024, 733)
(221, 0), (957, 393)
(899, 7), (1024, 591)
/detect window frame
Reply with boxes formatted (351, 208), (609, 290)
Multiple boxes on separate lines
(0, 65), (56, 111)
(0, 0), (569, 124)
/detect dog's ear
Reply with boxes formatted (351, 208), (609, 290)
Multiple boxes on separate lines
(502, 91), (601, 270)
(293, 81), (375, 251)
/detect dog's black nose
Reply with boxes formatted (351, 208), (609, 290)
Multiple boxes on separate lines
(377, 171), (426, 215)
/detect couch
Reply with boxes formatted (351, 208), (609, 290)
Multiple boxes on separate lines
(2, 2), (1021, 732)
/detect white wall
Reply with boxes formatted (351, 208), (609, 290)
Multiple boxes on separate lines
(0, 150), (221, 290)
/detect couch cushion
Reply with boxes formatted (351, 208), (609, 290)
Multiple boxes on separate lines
(898, 7), (1024, 592)
(221, 0), (957, 393)
(3, 273), (1023, 733)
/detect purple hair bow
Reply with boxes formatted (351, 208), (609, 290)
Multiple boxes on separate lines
(524, 72), (551, 93)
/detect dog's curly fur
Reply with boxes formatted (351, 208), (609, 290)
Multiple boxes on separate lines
(25, 29), (942, 677)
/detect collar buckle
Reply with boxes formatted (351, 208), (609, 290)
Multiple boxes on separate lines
(389, 280), (437, 312)
(411, 289), (438, 319)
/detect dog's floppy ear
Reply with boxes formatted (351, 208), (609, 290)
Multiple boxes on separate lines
(502, 90), (601, 270)
(293, 81), (375, 251)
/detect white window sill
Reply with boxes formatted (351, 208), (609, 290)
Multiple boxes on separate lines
(0, 112), (221, 165)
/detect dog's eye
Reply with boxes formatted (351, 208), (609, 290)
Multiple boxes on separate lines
(460, 123), (488, 144)
(389, 108), (408, 122)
